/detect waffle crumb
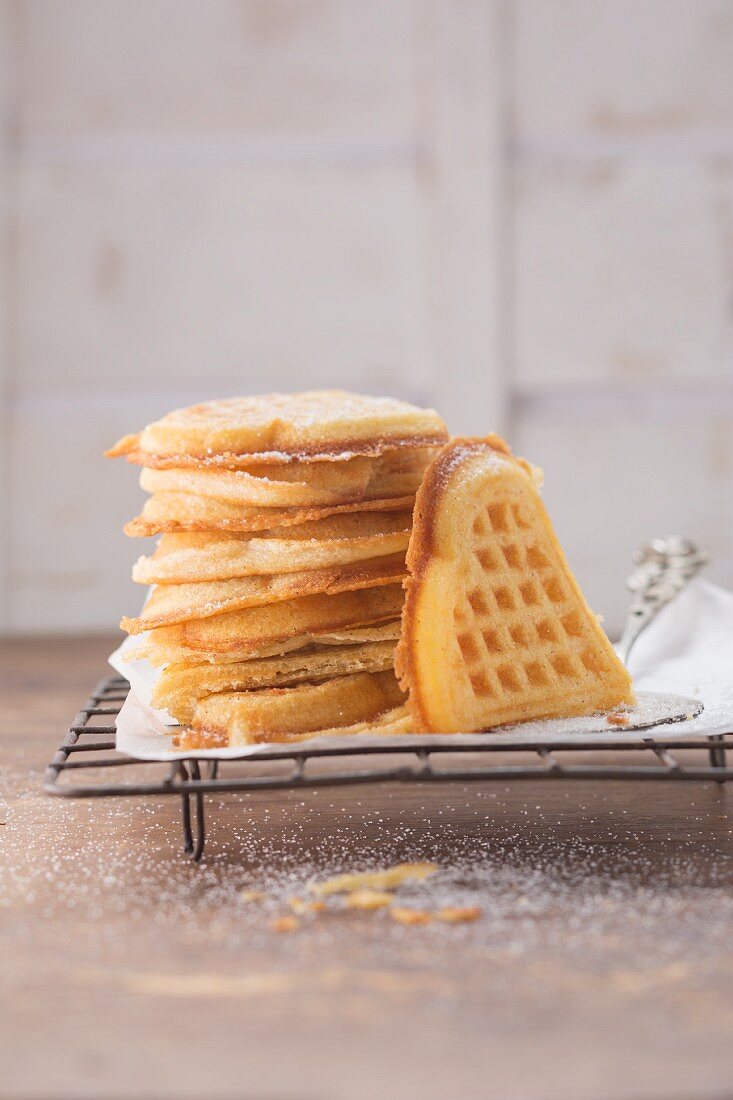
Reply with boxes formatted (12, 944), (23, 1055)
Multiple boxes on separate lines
(271, 915), (299, 932)
(391, 907), (432, 926)
(311, 862), (438, 896)
(436, 906), (482, 923)
(239, 889), (267, 902)
(607, 713), (629, 727)
(288, 897), (327, 915)
(343, 890), (394, 910)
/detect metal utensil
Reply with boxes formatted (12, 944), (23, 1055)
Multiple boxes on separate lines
(616, 536), (711, 664)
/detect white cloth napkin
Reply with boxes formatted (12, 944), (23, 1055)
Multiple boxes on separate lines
(109, 577), (733, 760)
(625, 577), (733, 736)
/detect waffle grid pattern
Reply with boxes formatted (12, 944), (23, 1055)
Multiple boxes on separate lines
(453, 497), (616, 705)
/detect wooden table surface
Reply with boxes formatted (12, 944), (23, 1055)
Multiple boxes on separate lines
(1, 636), (732, 1100)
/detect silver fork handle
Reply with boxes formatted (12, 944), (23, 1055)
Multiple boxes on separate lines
(616, 536), (711, 665)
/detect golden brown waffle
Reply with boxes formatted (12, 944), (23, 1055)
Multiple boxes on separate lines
(396, 438), (635, 732)
(176, 705), (412, 749)
(136, 620), (402, 667)
(107, 390), (447, 465)
(138, 458), (371, 508)
(187, 670), (406, 746)
(121, 554), (406, 633)
(124, 491), (417, 537)
(138, 448), (428, 509)
(153, 639), (397, 724)
(132, 512), (412, 584)
(139, 587), (405, 664)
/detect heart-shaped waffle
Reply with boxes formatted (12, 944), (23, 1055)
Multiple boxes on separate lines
(396, 437), (635, 732)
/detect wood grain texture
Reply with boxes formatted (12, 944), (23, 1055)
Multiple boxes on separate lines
(0, 0), (15, 632)
(418, 0), (506, 436)
(1, 636), (731, 1100)
(4, 0), (733, 631)
(513, 160), (733, 386)
(17, 0), (418, 139)
(514, 0), (733, 142)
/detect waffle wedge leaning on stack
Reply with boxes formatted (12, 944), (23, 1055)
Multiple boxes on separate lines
(396, 436), (635, 731)
(108, 391), (448, 746)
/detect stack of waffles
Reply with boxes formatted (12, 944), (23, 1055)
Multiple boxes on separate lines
(110, 397), (635, 745)
(108, 391), (448, 746)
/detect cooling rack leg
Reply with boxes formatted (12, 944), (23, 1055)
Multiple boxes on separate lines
(180, 761), (206, 862)
(708, 736), (728, 783)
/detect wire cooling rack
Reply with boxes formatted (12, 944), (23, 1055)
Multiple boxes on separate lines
(44, 673), (732, 861)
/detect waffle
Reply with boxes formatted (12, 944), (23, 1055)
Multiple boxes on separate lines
(187, 670), (406, 746)
(132, 512), (412, 585)
(139, 588), (405, 664)
(121, 554), (406, 633)
(153, 639), (397, 724)
(396, 437), (635, 732)
(176, 705), (412, 749)
(107, 390), (448, 465)
(138, 448), (427, 509)
(124, 491), (417, 537)
(137, 620), (402, 668)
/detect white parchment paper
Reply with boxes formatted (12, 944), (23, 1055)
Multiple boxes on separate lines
(110, 578), (733, 761)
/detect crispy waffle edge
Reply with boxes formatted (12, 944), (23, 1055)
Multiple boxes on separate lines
(120, 554), (408, 634)
(109, 432), (449, 467)
(123, 495), (418, 537)
(395, 435), (519, 731)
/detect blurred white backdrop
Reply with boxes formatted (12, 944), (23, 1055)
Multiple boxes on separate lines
(0, 0), (731, 635)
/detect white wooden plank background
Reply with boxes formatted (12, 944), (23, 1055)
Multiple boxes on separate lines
(1, 0), (732, 635)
